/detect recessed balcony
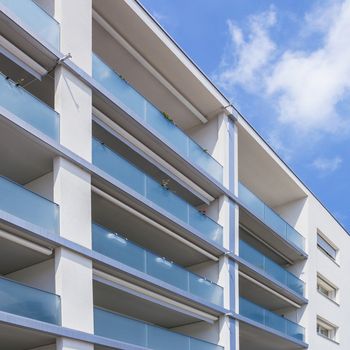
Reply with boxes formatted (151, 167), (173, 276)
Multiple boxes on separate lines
(0, 175), (59, 234)
(238, 183), (305, 258)
(0, 0), (59, 49)
(93, 223), (223, 306)
(92, 138), (223, 246)
(94, 307), (223, 350)
(0, 275), (60, 325)
(239, 240), (304, 296)
(92, 53), (223, 184)
(239, 297), (305, 342)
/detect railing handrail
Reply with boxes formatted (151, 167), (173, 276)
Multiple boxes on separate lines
(238, 182), (305, 248)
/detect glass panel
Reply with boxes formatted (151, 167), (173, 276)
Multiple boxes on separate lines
(94, 308), (223, 350)
(146, 252), (188, 291)
(92, 223), (146, 271)
(92, 224), (223, 306)
(238, 182), (265, 220)
(239, 240), (304, 296)
(287, 320), (305, 341)
(147, 326), (190, 350)
(239, 297), (305, 342)
(94, 308), (147, 347)
(238, 183), (305, 250)
(0, 0), (60, 49)
(0, 176), (59, 233)
(264, 207), (287, 239)
(0, 72), (59, 141)
(0, 276), (60, 324)
(92, 138), (145, 195)
(145, 101), (188, 156)
(189, 274), (223, 306)
(92, 54), (223, 183)
(145, 177), (188, 223)
(92, 139), (223, 246)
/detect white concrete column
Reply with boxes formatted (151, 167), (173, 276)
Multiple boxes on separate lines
(217, 113), (239, 350)
(52, 1), (93, 349)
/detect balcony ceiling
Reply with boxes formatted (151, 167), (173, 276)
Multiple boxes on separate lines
(0, 323), (55, 350)
(240, 322), (305, 350)
(238, 122), (307, 208)
(92, 0), (229, 130)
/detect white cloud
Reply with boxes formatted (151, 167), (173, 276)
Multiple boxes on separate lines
(312, 156), (342, 173)
(215, 7), (276, 91)
(267, 0), (350, 132)
(217, 0), (350, 134)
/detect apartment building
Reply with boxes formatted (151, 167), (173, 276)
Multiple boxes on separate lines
(0, 1), (348, 349)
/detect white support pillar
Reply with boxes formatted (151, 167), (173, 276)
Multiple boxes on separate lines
(217, 112), (239, 350)
(52, 1), (93, 349)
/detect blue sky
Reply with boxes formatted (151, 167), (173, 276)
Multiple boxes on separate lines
(140, 0), (350, 231)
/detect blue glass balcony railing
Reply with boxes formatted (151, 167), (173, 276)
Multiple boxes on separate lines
(92, 54), (223, 184)
(239, 297), (304, 342)
(239, 240), (304, 296)
(0, 0), (60, 49)
(238, 183), (305, 250)
(93, 223), (223, 306)
(94, 307), (223, 350)
(0, 176), (59, 234)
(0, 72), (59, 141)
(0, 276), (61, 324)
(92, 139), (223, 246)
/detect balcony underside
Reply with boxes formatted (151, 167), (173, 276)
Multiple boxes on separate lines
(0, 323), (55, 350)
(239, 275), (300, 311)
(0, 115), (53, 184)
(0, 8), (58, 71)
(240, 321), (306, 350)
(237, 260), (306, 306)
(94, 279), (218, 328)
(0, 224), (51, 274)
(240, 208), (306, 262)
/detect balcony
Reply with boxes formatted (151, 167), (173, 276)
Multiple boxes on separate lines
(93, 223), (223, 306)
(0, 72), (59, 141)
(0, 0), (59, 49)
(0, 276), (60, 325)
(92, 138), (223, 246)
(239, 297), (304, 342)
(92, 53), (223, 184)
(94, 307), (222, 350)
(239, 240), (304, 296)
(238, 183), (305, 251)
(0, 175), (59, 234)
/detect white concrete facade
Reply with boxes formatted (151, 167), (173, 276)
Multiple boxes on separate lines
(0, 1), (348, 350)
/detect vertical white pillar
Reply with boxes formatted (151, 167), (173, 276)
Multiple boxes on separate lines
(53, 1), (93, 349)
(217, 113), (239, 350)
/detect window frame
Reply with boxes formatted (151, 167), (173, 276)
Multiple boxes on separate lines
(317, 232), (338, 262)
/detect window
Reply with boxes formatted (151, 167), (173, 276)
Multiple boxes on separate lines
(317, 275), (338, 301)
(317, 232), (338, 261)
(317, 317), (338, 341)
